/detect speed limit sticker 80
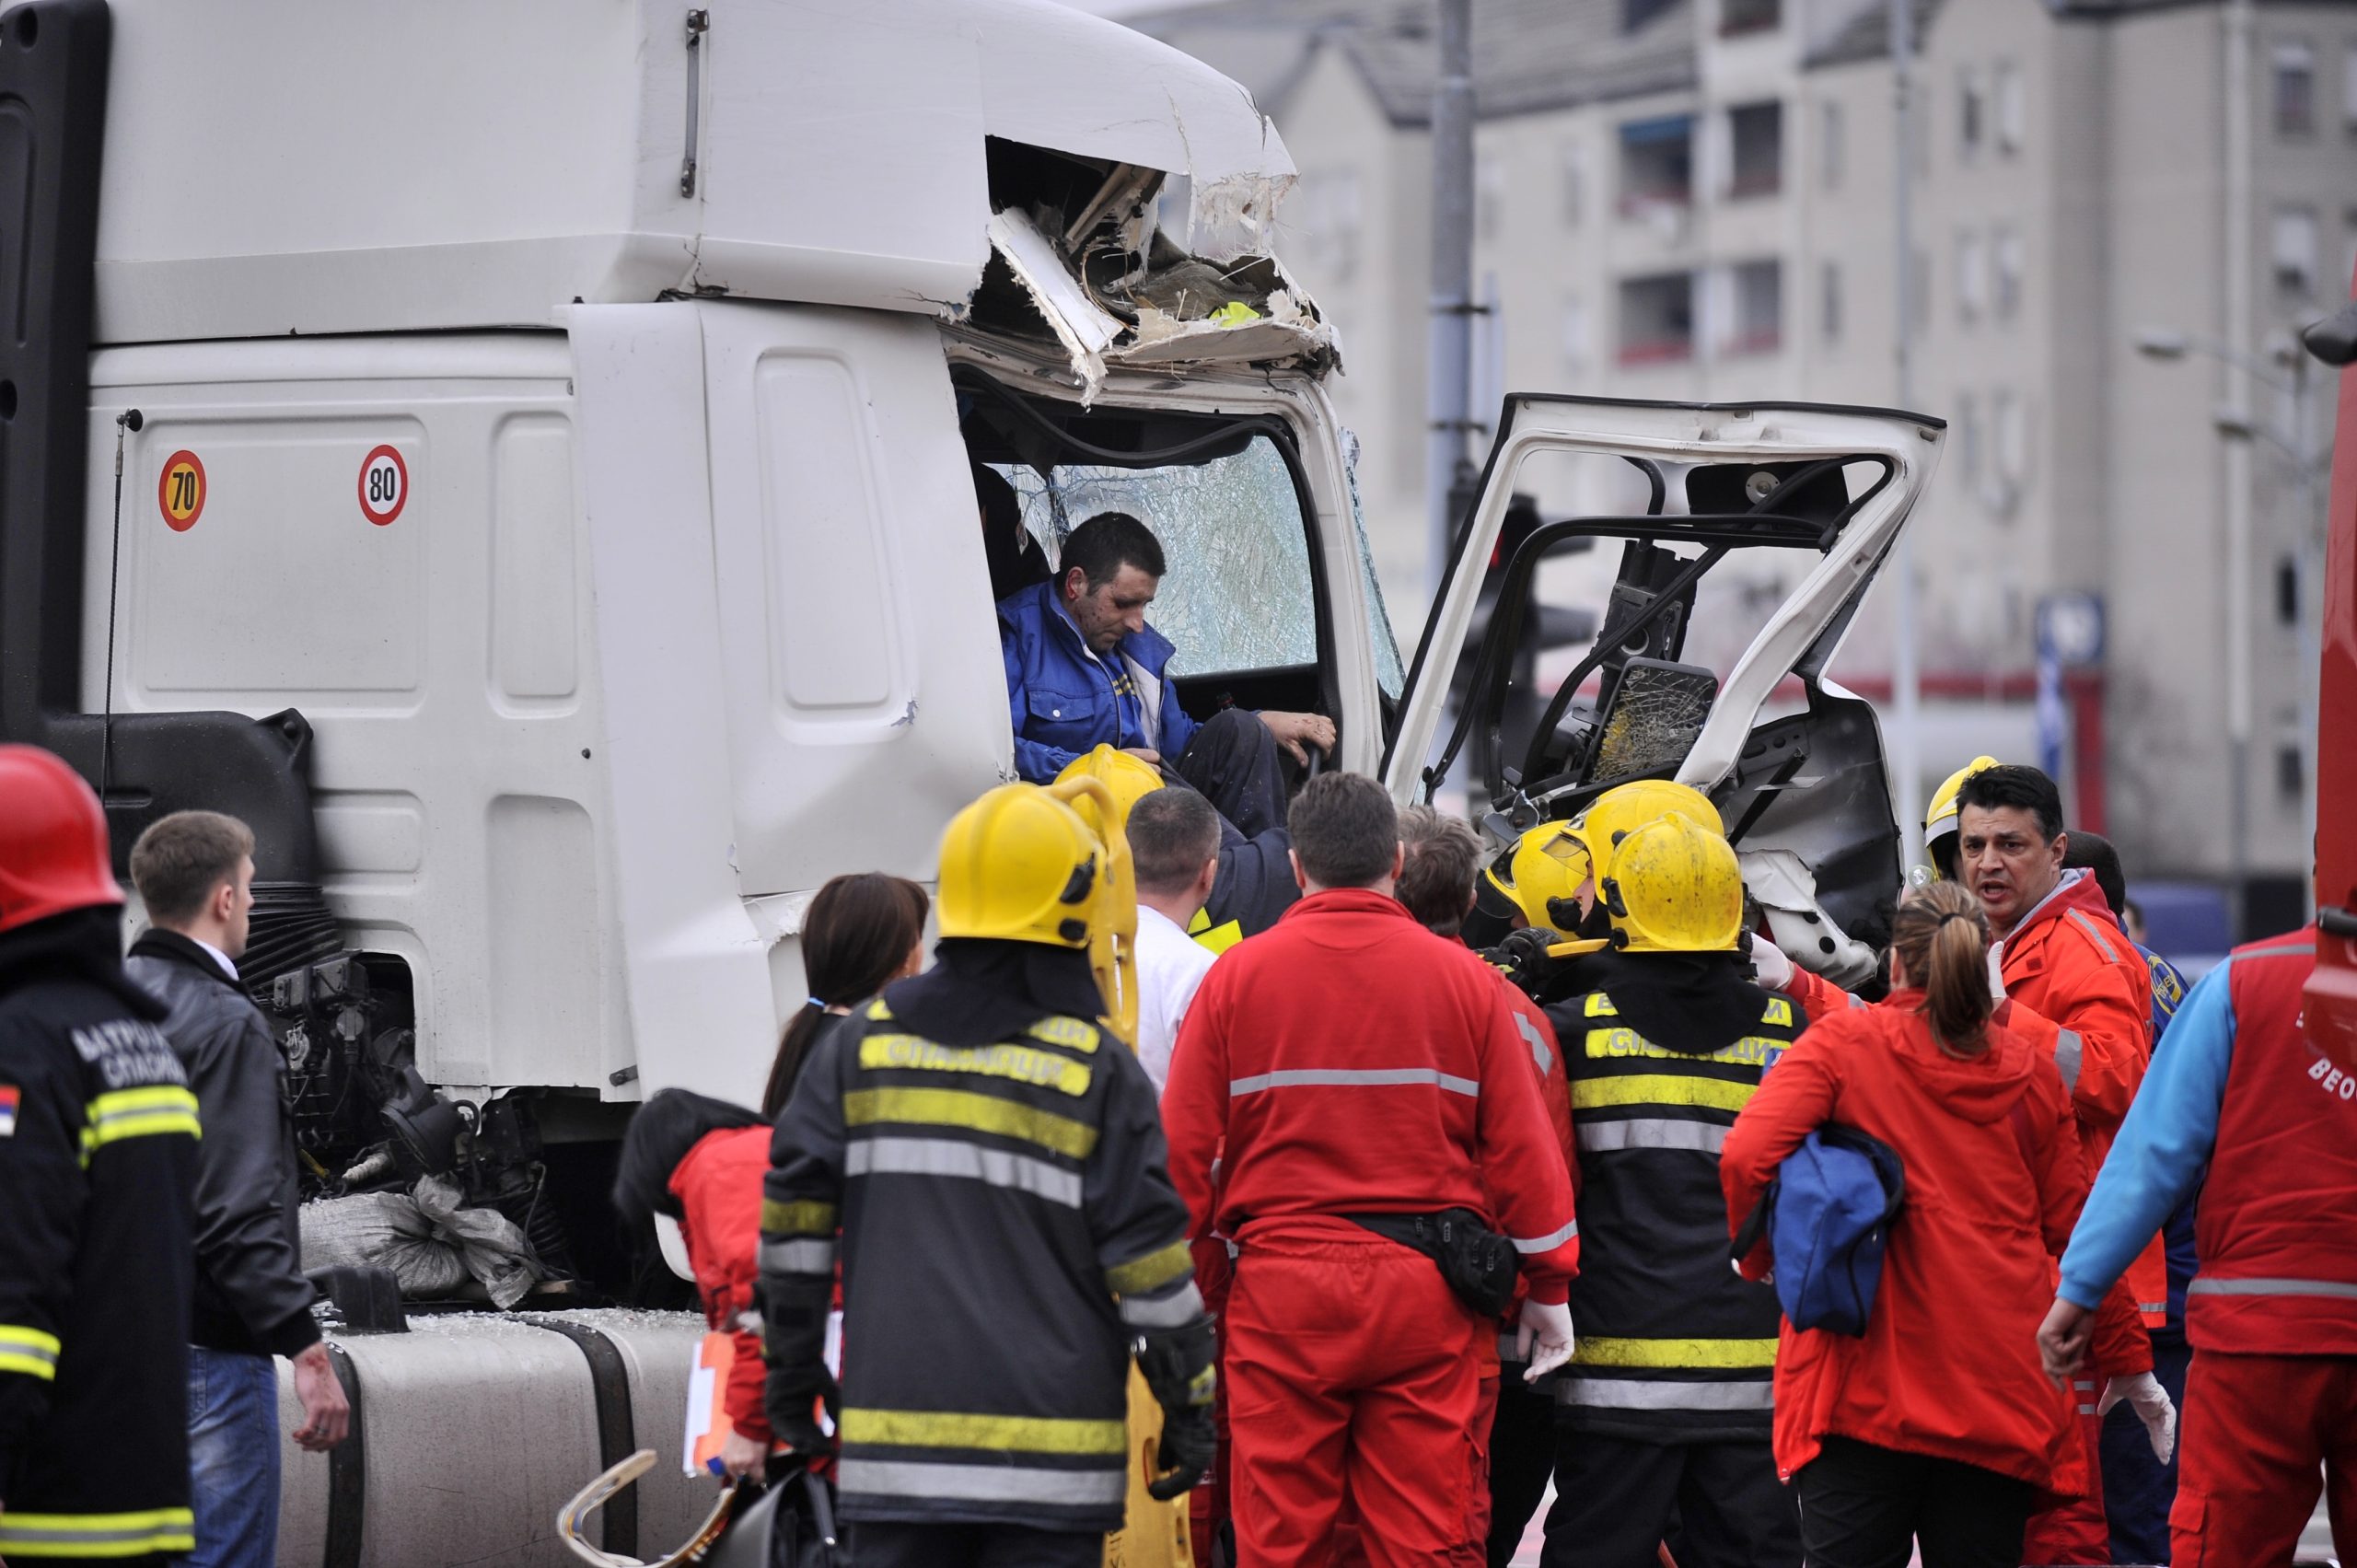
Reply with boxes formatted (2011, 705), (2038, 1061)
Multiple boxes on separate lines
(359, 445), (408, 527)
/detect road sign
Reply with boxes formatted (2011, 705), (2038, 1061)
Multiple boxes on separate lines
(359, 445), (407, 526)
(158, 449), (205, 531)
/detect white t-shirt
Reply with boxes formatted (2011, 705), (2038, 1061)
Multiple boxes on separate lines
(1133, 903), (1217, 1094)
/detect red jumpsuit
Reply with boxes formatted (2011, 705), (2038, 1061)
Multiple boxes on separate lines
(1163, 890), (1579, 1568)
(2173, 929), (2357, 1564)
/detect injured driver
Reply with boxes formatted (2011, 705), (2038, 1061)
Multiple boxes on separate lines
(998, 509), (1334, 844)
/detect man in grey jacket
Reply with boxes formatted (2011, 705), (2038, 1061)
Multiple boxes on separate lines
(126, 811), (347, 1568)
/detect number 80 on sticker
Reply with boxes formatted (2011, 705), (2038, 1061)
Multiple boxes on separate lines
(359, 445), (408, 527)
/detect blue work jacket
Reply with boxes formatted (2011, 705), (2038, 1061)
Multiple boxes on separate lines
(998, 580), (1200, 783)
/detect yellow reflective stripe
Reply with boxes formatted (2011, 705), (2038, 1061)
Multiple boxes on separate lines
(1572, 1336), (1779, 1369)
(1585, 993), (1619, 1017)
(1583, 1028), (1781, 1068)
(1025, 1016), (1102, 1055)
(1572, 1074), (1757, 1113)
(860, 1037), (1092, 1098)
(842, 1088), (1097, 1159)
(1191, 918), (1243, 955)
(0, 1508), (198, 1558)
(839, 1408), (1127, 1456)
(0, 1353), (56, 1380)
(1762, 996), (1793, 1028)
(1104, 1239), (1193, 1296)
(0, 1325), (62, 1357)
(760, 1199), (838, 1237)
(865, 998), (894, 1022)
(80, 1086), (201, 1154)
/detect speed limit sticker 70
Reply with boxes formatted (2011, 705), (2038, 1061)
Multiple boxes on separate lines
(358, 445), (408, 526)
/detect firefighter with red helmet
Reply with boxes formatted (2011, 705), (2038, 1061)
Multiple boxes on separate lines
(0, 747), (203, 1562)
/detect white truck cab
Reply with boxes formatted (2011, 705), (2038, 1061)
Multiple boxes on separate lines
(1, 0), (1939, 1289)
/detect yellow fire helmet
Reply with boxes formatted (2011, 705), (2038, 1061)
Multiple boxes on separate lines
(1598, 809), (1745, 954)
(1567, 778), (1726, 886)
(936, 784), (1108, 950)
(1923, 755), (2003, 863)
(1497, 821), (1593, 931)
(1053, 745), (1165, 842)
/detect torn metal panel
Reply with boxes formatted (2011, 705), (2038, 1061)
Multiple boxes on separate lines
(987, 209), (1124, 401)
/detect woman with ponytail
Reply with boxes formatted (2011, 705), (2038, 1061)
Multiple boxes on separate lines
(613, 872), (926, 1481)
(1720, 882), (2095, 1566)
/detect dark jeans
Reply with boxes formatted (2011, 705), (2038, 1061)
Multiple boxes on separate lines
(2102, 1330), (2189, 1563)
(186, 1346), (281, 1568)
(1486, 1367), (1558, 1568)
(1795, 1435), (2034, 1568)
(1171, 707), (1291, 844)
(1541, 1431), (1799, 1568)
(847, 1521), (1104, 1568)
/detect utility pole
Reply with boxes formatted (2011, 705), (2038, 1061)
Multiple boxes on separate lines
(2223, 0), (2254, 936)
(1889, 0), (1924, 869)
(1426, 0), (1476, 601)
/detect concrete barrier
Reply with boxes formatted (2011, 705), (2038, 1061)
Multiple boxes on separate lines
(273, 1308), (714, 1568)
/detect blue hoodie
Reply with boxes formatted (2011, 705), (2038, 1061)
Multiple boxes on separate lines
(997, 579), (1200, 783)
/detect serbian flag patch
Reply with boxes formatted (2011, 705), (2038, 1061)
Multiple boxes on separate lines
(0, 1086), (17, 1137)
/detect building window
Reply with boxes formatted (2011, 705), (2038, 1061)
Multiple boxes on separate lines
(1722, 259), (1783, 355)
(1620, 115), (1695, 212)
(1911, 246), (1933, 332)
(1728, 101), (1783, 198)
(1992, 228), (2024, 321)
(2344, 45), (2357, 136)
(2278, 552), (2301, 626)
(1476, 153), (1506, 244)
(1993, 61), (2026, 154)
(1955, 392), (1980, 484)
(1722, 0), (1780, 36)
(2274, 204), (2320, 296)
(1561, 296), (1590, 377)
(1618, 272), (1696, 365)
(2275, 39), (2316, 136)
(1820, 261), (1841, 346)
(2278, 740), (2305, 802)
(1559, 141), (1585, 228)
(1820, 99), (1844, 189)
(1624, 0), (1677, 31)
(1958, 68), (1984, 159)
(1956, 230), (1987, 323)
(1992, 388), (2029, 498)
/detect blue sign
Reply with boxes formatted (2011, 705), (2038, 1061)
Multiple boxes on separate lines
(2035, 594), (2105, 779)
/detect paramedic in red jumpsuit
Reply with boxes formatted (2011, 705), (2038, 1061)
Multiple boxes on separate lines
(1162, 773), (1581, 1567)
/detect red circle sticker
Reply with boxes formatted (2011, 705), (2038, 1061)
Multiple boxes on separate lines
(358, 445), (407, 526)
(158, 450), (206, 532)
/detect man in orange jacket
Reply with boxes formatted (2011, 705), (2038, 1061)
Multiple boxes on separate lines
(1953, 764), (2160, 1562)
(1163, 774), (1580, 1568)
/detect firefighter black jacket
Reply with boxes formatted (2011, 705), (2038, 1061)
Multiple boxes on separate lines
(759, 939), (1199, 1533)
(0, 908), (201, 1560)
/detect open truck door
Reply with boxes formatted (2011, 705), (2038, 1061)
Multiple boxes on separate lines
(1381, 397), (1944, 986)
(2305, 296), (2357, 1068)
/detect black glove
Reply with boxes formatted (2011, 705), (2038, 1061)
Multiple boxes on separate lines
(763, 1367), (839, 1463)
(1147, 1402), (1216, 1502)
(1481, 924), (1560, 997)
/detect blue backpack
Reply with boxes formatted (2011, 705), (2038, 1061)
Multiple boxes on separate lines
(1731, 1125), (1906, 1337)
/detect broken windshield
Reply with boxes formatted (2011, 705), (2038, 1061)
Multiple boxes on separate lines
(991, 433), (1318, 679)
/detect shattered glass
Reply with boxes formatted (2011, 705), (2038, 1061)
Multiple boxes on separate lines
(995, 435), (1318, 678)
(1588, 662), (1719, 784)
(1342, 427), (1407, 698)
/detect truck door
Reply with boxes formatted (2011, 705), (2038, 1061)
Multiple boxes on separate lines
(1381, 396), (1944, 983)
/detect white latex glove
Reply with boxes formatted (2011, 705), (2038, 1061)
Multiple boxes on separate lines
(1515, 1298), (1575, 1382)
(2098, 1371), (2177, 1465)
(1748, 934), (1795, 992)
(1986, 941), (2009, 1002)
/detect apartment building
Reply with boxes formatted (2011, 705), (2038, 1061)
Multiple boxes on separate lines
(1135, 0), (2355, 911)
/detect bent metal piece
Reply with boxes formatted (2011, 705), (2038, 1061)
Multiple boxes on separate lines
(560, 1449), (737, 1568)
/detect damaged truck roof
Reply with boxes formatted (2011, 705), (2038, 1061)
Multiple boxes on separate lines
(89, 0), (1312, 345)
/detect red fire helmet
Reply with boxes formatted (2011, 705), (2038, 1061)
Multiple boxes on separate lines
(0, 746), (123, 934)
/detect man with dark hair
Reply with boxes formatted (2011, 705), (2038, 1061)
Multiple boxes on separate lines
(1162, 773), (1580, 1567)
(125, 810), (348, 1568)
(1396, 805), (1576, 1568)
(1128, 788), (1222, 1092)
(1953, 764), (2168, 1562)
(998, 510), (1335, 841)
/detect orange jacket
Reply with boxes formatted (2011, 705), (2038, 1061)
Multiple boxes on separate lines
(1722, 1000), (2090, 1495)
(1992, 870), (2167, 1326)
(669, 1125), (773, 1445)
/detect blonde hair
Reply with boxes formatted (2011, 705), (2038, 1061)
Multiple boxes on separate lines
(1891, 881), (1994, 1060)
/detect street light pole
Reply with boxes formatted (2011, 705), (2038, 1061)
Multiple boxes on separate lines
(1889, 0), (1925, 869)
(1426, 0), (1475, 602)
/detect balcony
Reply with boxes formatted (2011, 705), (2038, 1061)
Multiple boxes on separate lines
(1721, 0), (1781, 36)
(1618, 115), (1695, 216)
(1618, 272), (1696, 365)
(1727, 101), (1783, 201)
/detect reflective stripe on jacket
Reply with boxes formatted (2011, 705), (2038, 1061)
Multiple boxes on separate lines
(1549, 974), (1799, 1441)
